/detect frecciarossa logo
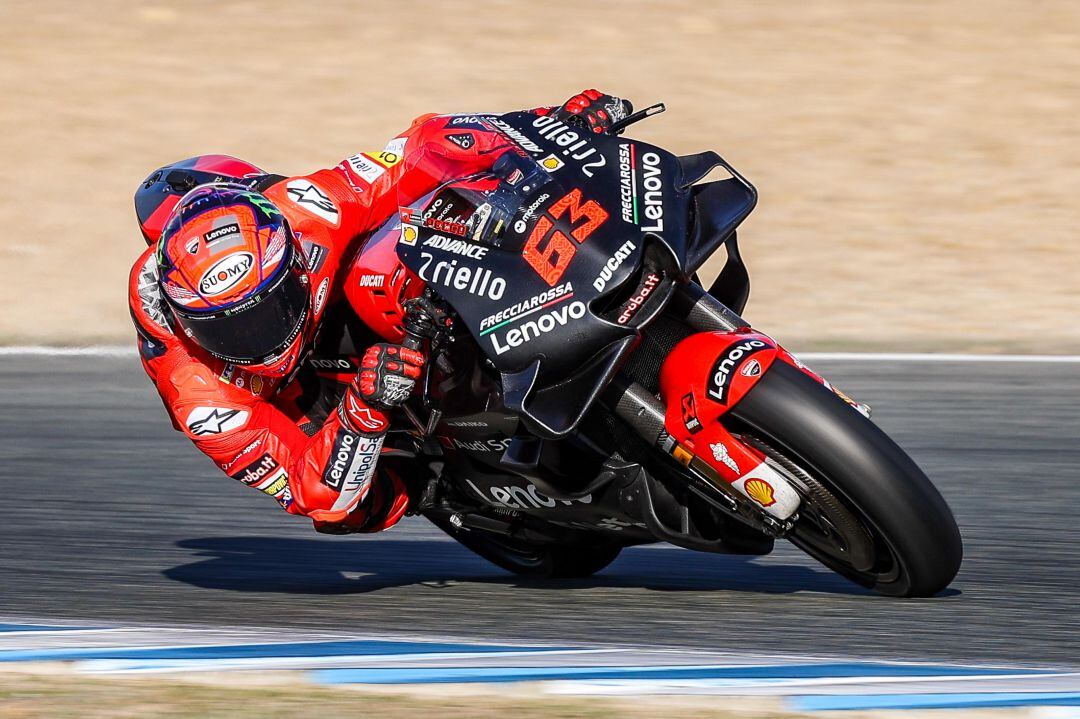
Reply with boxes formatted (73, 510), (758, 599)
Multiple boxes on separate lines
(707, 338), (774, 404)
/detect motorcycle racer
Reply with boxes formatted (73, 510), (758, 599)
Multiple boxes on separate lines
(128, 91), (631, 534)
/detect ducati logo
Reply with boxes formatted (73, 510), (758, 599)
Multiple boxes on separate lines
(742, 359), (762, 377)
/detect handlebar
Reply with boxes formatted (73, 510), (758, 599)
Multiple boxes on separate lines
(400, 293), (447, 352)
(607, 102), (666, 135)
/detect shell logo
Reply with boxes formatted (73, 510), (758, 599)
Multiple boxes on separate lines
(540, 154), (565, 171)
(744, 477), (777, 507)
(400, 224), (418, 246)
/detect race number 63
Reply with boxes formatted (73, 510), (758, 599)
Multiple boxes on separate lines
(523, 189), (609, 286)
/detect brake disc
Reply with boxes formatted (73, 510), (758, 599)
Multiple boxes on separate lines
(740, 434), (876, 572)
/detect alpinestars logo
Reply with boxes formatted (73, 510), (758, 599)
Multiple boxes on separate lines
(706, 339), (773, 404)
(286, 180), (339, 224)
(342, 393), (385, 433)
(185, 406), (250, 436)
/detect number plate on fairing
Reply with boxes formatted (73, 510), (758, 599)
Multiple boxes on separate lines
(393, 112), (685, 385)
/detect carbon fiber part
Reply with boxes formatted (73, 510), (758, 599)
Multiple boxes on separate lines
(669, 282), (746, 332)
(620, 311), (696, 393)
(609, 381), (667, 446)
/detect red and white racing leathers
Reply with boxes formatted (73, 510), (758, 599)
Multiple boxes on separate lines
(127, 109), (543, 532)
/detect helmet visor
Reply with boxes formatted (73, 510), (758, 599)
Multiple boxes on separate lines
(172, 253), (310, 365)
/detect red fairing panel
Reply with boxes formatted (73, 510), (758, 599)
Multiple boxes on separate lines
(658, 330), (804, 517)
(343, 221), (425, 342)
(659, 331), (780, 483)
(660, 330), (780, 419)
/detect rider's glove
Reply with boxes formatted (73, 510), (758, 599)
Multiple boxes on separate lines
(358, 343), (425, 409)
(337, 343), (424, 433)
(554, 89), (633, 134)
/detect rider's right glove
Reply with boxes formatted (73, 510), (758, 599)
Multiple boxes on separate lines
(554, 89), (633, 134)
(338, 343), (425, 434)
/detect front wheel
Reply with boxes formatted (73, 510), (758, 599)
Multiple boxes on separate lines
(427, 516), (623, 579)
(728, 361), (963, 597)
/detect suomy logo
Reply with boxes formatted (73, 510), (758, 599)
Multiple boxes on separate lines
(198, 252), (254, 296)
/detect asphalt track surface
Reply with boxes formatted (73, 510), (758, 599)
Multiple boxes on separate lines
(1, 355), (1077, 667)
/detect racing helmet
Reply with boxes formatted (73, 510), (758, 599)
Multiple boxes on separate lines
(156, 184), (311, 376)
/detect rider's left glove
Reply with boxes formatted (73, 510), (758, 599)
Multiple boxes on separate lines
(338, 343), (425, 434)
(555, 89), (633, 134)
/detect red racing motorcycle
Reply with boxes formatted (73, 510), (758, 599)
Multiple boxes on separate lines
(345, 106), (962, 597)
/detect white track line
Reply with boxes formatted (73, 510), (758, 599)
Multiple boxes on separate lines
(0, 345), (134, 357)
(2, 345), (1080, 363)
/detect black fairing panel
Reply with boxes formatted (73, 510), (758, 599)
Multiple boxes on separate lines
(394, 112), (757, 436)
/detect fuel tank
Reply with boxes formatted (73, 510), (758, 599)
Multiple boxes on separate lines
(343, 220), (425, 342)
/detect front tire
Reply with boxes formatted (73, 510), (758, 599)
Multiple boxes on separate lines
(427, 516), (622, 579)
(729, 361), (963, 597)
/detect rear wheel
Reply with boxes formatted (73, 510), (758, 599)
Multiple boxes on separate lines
(728, 361), (963, 597)
(427, 516), (623, 578)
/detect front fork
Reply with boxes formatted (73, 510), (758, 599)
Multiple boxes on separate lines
(607, 283), (867, 536)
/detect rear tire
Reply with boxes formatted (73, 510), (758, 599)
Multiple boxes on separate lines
(729, 361), (962, 597)
(427, 516), (622, 579)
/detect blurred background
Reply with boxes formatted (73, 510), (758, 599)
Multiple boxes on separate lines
(2, 0), (1077, 352)
(2, 5), (1079, 713)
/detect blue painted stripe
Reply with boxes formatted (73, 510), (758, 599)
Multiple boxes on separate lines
(0, 639), (564, 663)
(0, 623), (97, 633)
(313, 662), (1048, 685)
(791, 692), (1080, 711)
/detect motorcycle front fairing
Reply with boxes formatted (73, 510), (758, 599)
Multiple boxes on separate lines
(388, 112), (757, 437)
